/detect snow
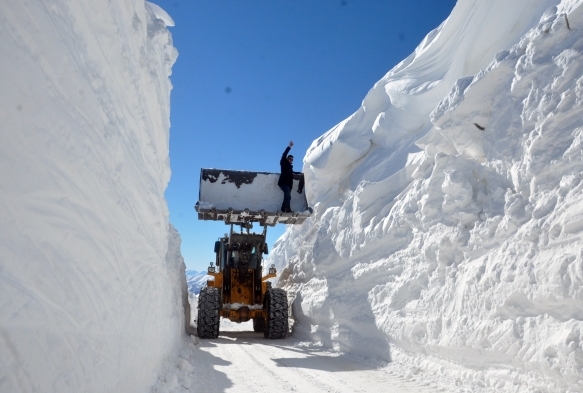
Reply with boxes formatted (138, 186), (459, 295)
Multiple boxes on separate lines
(153, 329), (436, 393)
(147, 1), (175, 27)
(3, 0), (583, 391)
(0, 1), (184, 392)
(155, 293), (434, 392)
(271, 0), (583, 391)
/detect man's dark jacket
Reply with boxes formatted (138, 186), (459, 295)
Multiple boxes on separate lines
(278, 146), (294, 188)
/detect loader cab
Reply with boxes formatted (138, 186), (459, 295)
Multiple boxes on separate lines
(229, 240), (263, 269)
(213, 232), (265, 270)
(213, 237), (228, 270)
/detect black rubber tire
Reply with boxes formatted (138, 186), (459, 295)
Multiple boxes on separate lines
(253, 317), (265, 333)
(197, 286), (221, 338)
(263, 288), (288, 339)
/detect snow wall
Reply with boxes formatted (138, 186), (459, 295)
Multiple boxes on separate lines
(271, 0), (583, 391)
(0, 2), (185, 392)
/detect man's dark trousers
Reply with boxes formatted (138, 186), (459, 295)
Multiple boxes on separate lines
(280, 185), (291, 212)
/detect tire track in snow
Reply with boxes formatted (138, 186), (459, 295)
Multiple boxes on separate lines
(243, 341), (342, 393)
(251, 338), (424, 393)
(250, 340), (347, 393)
(210, 335), (304, 392)
(200, 329), (433, 393)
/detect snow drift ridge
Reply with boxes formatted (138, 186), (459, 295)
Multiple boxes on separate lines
(272, 0), (583, 391)
(0, 1), (184, 392)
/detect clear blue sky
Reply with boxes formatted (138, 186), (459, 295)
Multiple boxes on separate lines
(155, 0), (457, 271)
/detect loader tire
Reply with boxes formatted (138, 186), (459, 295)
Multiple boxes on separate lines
(263, 288), (288, 339)
(253, 317), (265, 333)
(197, 286), (220, 339)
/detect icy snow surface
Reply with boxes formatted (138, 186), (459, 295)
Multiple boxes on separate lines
(0, 1), (184, 392)
(271, 0), (583, 391)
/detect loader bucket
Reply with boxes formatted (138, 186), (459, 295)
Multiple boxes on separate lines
(195, 168), (311, 226)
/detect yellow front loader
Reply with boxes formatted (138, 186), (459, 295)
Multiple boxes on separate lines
(194, 169), (311, 339)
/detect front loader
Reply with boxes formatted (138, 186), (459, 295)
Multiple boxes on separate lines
(194, 169), (311, 339)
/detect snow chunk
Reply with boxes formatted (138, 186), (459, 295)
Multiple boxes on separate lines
(147, 2), (175, 27)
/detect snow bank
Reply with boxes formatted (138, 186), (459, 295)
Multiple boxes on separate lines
(0, 1), (184, 392)
(272, 0), (583, 391)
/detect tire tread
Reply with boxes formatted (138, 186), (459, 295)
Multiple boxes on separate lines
(197, 287), (220, 338)
(264, 288), (288, 339)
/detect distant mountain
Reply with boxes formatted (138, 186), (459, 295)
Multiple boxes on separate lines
(185, 270), (209, 294)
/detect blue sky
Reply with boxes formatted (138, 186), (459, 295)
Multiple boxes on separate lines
(154, 0), (457, 271)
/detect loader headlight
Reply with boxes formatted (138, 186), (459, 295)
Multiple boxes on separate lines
(208, 262), (216, 273)
(269, 264), (276, 275)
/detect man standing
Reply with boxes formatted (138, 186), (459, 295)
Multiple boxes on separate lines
(278, 141), (296, 213)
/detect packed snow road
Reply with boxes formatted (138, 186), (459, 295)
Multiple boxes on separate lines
(195, 332), (430, 393)
(153, 321), (438, 393)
